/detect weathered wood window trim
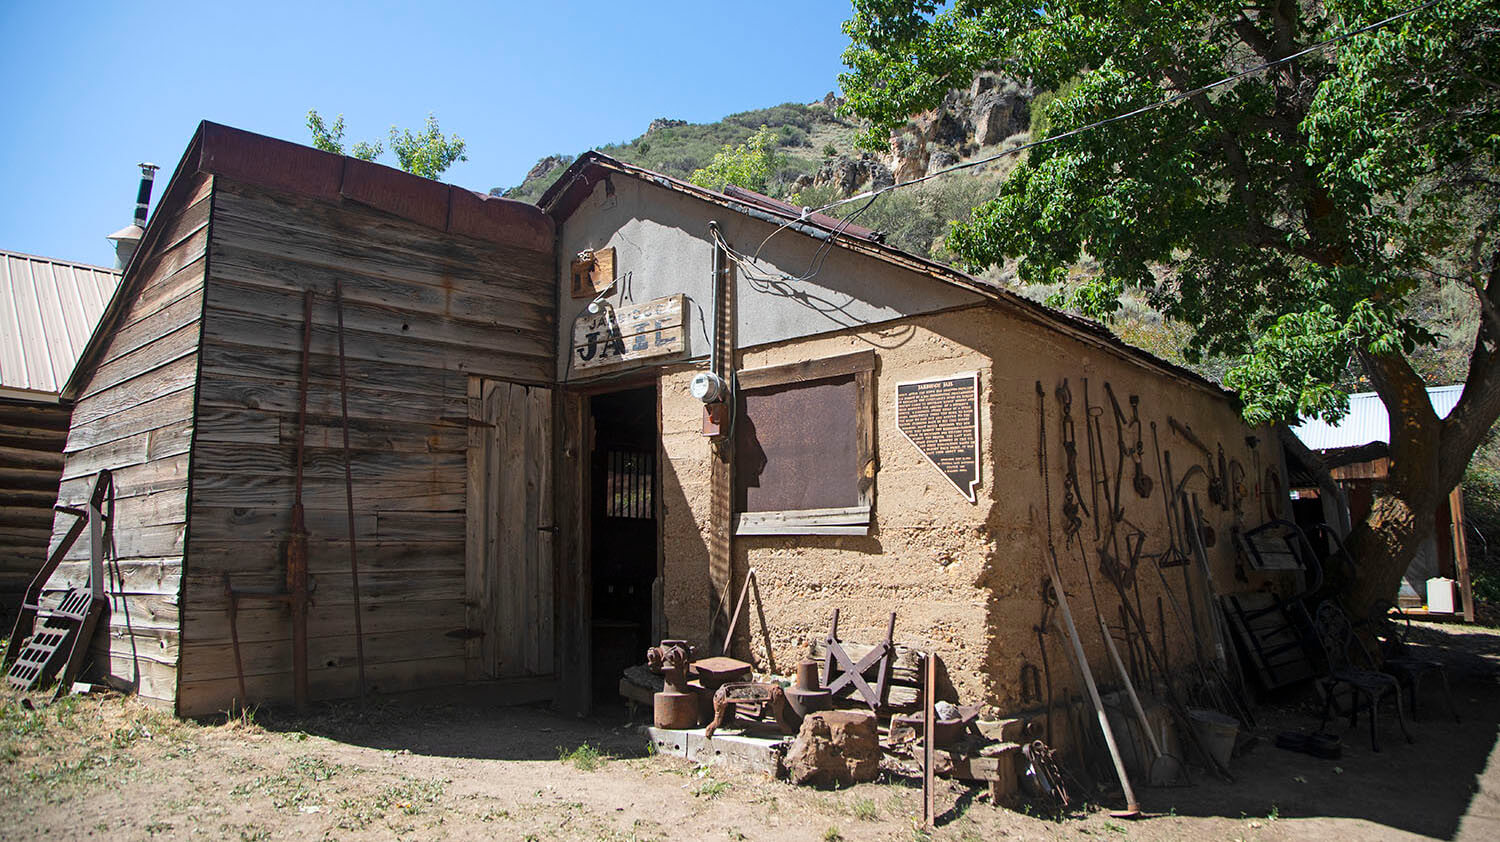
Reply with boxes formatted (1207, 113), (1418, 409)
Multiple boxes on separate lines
(732, 349), (875, 536)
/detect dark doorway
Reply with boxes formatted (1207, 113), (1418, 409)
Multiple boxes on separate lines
(588, 386), (659, 704)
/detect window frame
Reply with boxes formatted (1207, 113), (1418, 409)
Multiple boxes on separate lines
(731, 349), (876, 536)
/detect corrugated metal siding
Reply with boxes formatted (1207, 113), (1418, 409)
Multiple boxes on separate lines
(1293, 385), (1463, 451)
(0, 250), (120, 396)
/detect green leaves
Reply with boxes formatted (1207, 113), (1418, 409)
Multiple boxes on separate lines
(842, 0), (1500, 424)
(388, 114), (468, 181)
(305, 110), (465, 180)
(688, 125), (783, 193)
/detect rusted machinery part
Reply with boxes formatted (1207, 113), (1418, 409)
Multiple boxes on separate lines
(653, 690), (699, 730)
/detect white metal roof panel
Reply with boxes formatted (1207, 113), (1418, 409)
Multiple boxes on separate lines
(0, 249), (120, 397)
(1292, 385), (1463, 451)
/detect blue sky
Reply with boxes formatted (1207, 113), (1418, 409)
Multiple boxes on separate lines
(0, 1), (856, 267)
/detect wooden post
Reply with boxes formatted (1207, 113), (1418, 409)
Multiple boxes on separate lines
(1450, 486), (1475, 623)
(923, 651), (937, 828)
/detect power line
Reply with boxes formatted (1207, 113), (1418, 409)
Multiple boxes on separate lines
(728, 0), (1439, 288)
(810, 0), (1441, 215)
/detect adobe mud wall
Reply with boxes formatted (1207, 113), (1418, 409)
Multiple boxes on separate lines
(660, 302), (1281, 714)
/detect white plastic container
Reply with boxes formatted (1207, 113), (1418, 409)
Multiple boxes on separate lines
(1188, 708), (1238, 771)
(1427, 577), (1456, 614)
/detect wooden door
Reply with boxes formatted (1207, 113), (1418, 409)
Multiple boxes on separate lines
(466, 379), (554, 680)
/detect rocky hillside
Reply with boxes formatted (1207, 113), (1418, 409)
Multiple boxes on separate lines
(500, 74), (1035, 263)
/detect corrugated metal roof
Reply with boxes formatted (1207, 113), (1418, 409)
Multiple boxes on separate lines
(0, 249), (120, 398)
(1292, 385), (1463, 451)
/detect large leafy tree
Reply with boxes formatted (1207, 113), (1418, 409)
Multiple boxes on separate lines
(842, 1), (1500, 618)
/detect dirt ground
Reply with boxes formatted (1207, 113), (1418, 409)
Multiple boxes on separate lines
(3, 620), (1499, 841)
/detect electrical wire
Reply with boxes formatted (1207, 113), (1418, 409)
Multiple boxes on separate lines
(749, 0), (1441, 258)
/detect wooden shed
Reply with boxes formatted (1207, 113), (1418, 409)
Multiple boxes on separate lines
(35, 125), (1291, 722)
(42, 123), (554, 713)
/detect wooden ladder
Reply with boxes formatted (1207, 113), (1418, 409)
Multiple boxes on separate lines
(2, 470), (113, 693)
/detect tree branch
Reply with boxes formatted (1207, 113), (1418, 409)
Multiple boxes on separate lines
(1440, 248), (1500, 489)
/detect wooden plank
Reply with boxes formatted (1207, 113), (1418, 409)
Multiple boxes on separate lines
(65, 389), (196, 454)
(78, 321), (200, 403)
(175, 653), (468, 716)
(480, 381), (501, 675)
(100, 651), (179, 704)
(1451, 486), (1475, 623)
(532, 384), (555, 675)
(553, 391), (589, 714)
(186, 540), (464, 578)
(68, 354), (198, 429)
(184, 493), (463, 543)
(464, 376), (485, 678)
(498, 382), (527, 677)
(99, 280), (204, 367)
(58, 522), (185, 563)
(205, 278), (552, 363)
(280, 415), (466, 454)
(200, 337), (458, 400)
(203, 308), (548, 384)
(58, 453), (190, 502)
(185, 567), (463, 605)
(736, 349), (877, 390)
(210, 184), (553, 305)
(178, 627), (464, 683)
(184, 473), (461, 512)
(209, 243), (553, 332)
(195, 365), (466, 427)
(190, 441), (463, 486)
(184, 597), (466, 647)
(571, 295), (686, 372)
(49, 557), (183, 596)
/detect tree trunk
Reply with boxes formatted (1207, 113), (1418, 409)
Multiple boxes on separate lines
(1338, 350), (1446, 624)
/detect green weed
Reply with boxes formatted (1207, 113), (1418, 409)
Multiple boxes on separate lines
(693, 779), (731, 799)
(559, 742), (608, 771)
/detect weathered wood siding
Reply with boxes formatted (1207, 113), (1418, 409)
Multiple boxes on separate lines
(0, 398), (70, 615)
(177, 179), (554, 715)
(44, 172), (212, 708)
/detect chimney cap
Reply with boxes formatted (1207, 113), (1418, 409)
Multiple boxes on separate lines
(107, 222), (144, 244)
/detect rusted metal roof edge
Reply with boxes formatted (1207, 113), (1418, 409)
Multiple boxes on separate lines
(196, 122), (554, 254)
(541, 151), (1236, 403)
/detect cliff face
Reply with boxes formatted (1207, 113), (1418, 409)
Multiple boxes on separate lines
(886, 72), (1033, 183)
(503, 73), (1034, 206)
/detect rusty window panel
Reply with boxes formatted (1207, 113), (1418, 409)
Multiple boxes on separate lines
(734, 374), (859, 513)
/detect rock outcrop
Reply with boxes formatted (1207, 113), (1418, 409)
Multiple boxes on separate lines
(524, 154), (571, 184)
(887, 71), (1033, 183)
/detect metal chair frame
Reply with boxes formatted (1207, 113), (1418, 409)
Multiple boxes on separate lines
(1313, 599), (1413, 752)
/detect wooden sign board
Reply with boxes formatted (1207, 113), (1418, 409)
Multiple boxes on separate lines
(572, 293), (686, 372)
(896, 372), (980, 502)
(570, 247), (615, 299)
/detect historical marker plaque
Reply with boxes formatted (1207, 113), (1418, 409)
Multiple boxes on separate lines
(897, 372), (980, 502)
